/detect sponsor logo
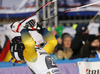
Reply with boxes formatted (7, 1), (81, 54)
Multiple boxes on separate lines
(51, 69), (59, 73)
(86, 69), (100, 74)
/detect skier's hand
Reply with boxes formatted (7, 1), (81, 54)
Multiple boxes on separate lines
(25, 19), (44, 34)
(24, 19), (36, 31)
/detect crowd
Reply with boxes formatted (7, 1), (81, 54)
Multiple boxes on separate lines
(50, 23), (100, 61)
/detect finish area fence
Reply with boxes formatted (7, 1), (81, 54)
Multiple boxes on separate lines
(0, 58), (100, 74)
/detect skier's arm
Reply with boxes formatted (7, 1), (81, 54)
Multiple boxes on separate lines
(40, 28), (58, 54)
(20, 29), (38, 62)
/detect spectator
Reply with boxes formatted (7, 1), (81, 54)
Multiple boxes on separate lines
(71, 23), (89, 59)
(53, 33), (73, 60)
(79, 35), (100, 58)
(61, 33), (73, 59)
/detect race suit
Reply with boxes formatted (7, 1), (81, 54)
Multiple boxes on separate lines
(21, 29), (60, 74)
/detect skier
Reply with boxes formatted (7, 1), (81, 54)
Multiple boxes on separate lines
(10, 19), (60, 74)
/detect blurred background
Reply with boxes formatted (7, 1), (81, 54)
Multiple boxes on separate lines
(1, 0), (100, 74)
(0, 0), (100, 26)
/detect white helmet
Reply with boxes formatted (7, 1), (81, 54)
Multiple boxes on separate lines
(29, 31), (45, 45)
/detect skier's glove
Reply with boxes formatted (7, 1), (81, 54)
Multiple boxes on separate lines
(25, 19), (44, 34)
